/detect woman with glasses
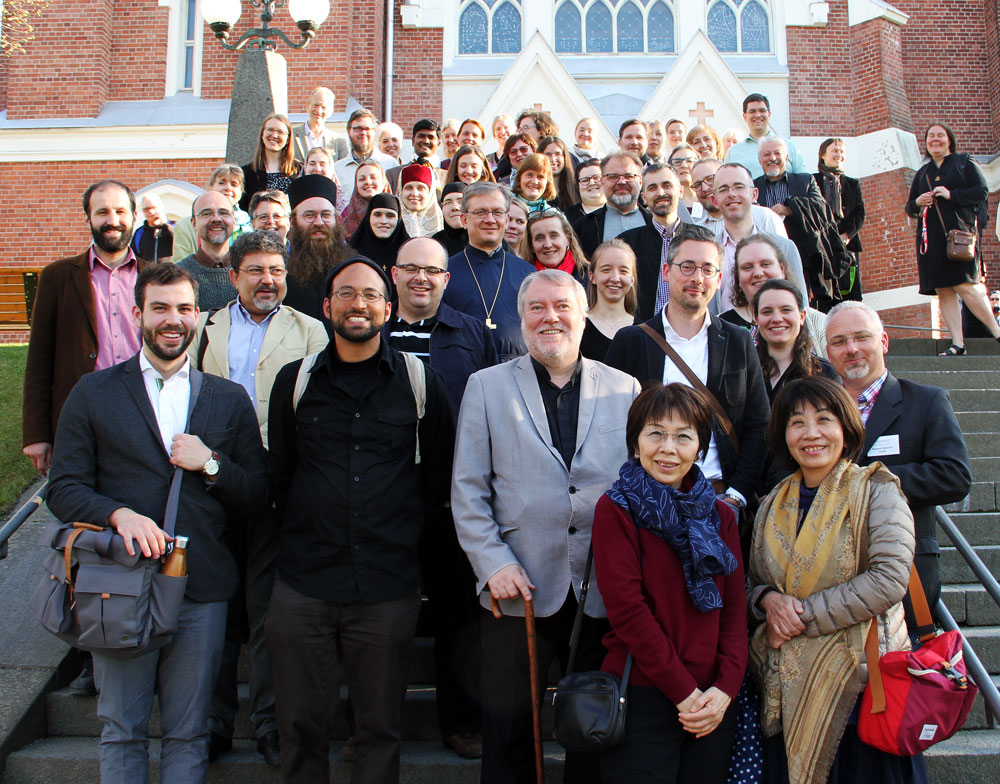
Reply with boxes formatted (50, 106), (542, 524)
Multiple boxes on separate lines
(348, 193), (410, 274)
(512, 154), (558, 213)
(444, 144), (496, 187)
(581, 239), (637, 361)
(341, 160), (391, 237)
(519, 208), (588, 284)
(302, 147), (349, 214)
(240, 113), (300, 212)
(539, 136), (580, 207)
(667, 144), (701, 214)
(687, 125), (723, 161)
(564, 159), (606, 225)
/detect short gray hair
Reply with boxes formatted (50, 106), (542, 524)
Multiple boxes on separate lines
(229, 229), (289, 272)
(462, 181), (512, 212)
(826, 301), (884, 335)
(516, 269), (588, 318)
(758, 135), (787, 154)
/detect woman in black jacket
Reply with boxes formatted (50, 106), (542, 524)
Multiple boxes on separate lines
(814, 138), (865, 300)
(905, 122), (1000, 355)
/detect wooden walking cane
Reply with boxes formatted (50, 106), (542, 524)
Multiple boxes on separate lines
(491, 594), (545, 784)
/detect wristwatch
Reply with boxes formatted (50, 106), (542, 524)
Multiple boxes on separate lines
(202, 451), (220, 481)
(724, 493), (746, 510)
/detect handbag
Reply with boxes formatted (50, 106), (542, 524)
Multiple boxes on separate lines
(551, 544), (632, 751)
(858, 564), (978, 755)
(29, 372), (202, 658)
(926, 172), (977, 262)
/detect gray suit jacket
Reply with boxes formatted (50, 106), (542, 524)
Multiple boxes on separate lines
(292, 124), (349, 163)
(452, 354), (641, 618)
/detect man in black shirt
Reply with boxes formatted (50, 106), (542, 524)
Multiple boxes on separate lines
(266, 255), (454, 784)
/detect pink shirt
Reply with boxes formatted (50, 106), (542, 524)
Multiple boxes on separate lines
(89, 246), (141, 370)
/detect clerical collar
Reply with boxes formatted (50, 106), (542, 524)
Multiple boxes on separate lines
(466, 243), (504, 260)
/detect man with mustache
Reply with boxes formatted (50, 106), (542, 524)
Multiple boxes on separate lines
(618, 163), (695, 322)
(283, 174), (354, 325)
(175, 190), (238, 310)
(22, 179), (148, 695)
(188, 230), (328, 766)
(266, 256), (454, 783)
(46, 262), (269, 782)
(572, 151), (649, 259)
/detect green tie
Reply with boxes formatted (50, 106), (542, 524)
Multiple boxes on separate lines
(155, 378), (164, 391)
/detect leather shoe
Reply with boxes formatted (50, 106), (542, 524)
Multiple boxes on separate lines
(68, 661), (97, 696)
(444, 731), (483, 759)
(257, 731), (281, 766)
(340, 736), (355, 762)
(208, 732), (232, 763)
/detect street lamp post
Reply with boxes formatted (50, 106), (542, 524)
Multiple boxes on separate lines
(201, 0), (332, 166)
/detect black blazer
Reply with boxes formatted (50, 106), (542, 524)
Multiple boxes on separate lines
(754, 171), (823, 205)
(813, 172), (865, 252)
(47, 356), (270, 602)
(573, 205), (653, 260)
(603, 313), (770, 500)
(618, 217), (696, 323)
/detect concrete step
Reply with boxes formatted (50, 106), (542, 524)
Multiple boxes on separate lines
(3, 737), (572, 783)
(891, 370), (1000, 390)
(887, 338), (1000, 356)
(947, 389), (1000, 413)
(887, 355), (1000, 372)
(956, 411), (1000, 432)
(970, 456), (1000, 480)
(962, 433), (1000, 458)
(959, 675), (1000, 730)
(940, 545), (1000, 586)
(941, 585), (1000, 626)
(924, 730), (1000, 782)
(946, 482), (998, 513)
(938, 513), (1000, 547)
(958, 627), (1000, 674)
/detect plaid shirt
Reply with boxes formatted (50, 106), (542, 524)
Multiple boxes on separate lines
(855, 370), (889, 425)
(652, 219), (679, 314)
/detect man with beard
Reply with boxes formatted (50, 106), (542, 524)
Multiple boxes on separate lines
(618, 163), (695, 321)
(175, 190), (238, 310)
(452, 270), (640, 784)
(46, 262), (268, 782)
(334, 109), (398, 201)
(283, 174), (353, 325)
(266, 256), (454, 783)
(188, 230), (327, 766)
(22, 180), (148, 695)
(572, 151), (649, 259)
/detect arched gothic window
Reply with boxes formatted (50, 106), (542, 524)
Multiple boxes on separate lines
(706, 0), (771, 53)
(458, 0), (523, 55)
(552, 0), (676, 55)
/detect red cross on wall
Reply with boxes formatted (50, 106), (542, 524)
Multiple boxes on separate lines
(689, 102), (714, 125)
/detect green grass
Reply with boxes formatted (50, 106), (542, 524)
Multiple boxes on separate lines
(0, 344), (38, 516)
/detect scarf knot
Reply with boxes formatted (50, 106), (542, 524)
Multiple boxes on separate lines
(606, 458), (737, 611)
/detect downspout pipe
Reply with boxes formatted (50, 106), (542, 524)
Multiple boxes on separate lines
(385, 0), (394, 120)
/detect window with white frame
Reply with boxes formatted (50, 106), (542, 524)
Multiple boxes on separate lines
(181, 0), (198, 90)
(706, 0), (771, 53)
(553, 0), (676, 55)
(458, 0), (523, 55)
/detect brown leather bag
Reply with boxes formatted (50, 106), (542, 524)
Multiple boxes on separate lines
(926, 172), (977, 262)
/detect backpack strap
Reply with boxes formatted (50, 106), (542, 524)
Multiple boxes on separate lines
(401, 352), (426, 464)
(292, 352), (322, 413)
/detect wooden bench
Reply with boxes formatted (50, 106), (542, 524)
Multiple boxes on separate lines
(0, 268), (41, 328)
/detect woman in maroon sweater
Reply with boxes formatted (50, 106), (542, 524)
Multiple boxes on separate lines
(593, 383), (747, 784)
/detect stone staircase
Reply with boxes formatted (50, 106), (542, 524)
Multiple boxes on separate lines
(2, 339), (999, 783)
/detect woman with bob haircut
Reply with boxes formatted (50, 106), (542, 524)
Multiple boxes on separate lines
(512, 153), (558, 212)
(594, 382), (747, 784)
(748, 376), (924, 784)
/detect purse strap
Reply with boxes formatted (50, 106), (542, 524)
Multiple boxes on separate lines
(638, 322), (739, 451)
(925, 171), (977, 236)
(864, 563), (936, 713)
(163, 368), (204, 540)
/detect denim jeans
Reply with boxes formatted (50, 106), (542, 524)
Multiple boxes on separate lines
(92, 599), (227, 784)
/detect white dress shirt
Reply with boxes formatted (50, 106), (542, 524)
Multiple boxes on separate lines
(139, 351), (191, 454)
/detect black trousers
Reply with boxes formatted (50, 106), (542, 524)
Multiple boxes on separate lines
(480, 590), (609, 784)
(600, 684), (737, 784)
(267, 579), (421, 784)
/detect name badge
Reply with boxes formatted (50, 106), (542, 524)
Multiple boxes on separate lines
(868, 434), (900, 457)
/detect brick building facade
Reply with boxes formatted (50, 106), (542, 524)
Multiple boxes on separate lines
(2, 0), (999, 338)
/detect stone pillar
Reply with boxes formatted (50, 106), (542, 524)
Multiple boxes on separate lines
(225, 48), (289, 166)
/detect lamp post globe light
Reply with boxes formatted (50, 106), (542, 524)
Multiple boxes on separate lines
(201, 0), (331, 50)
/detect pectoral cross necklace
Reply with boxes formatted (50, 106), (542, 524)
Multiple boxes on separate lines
(464, 248), (506, 330)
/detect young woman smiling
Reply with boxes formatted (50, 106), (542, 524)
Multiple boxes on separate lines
(519, 208), (587, 284)
(581, 239), (637, 361)
(240, 113), (300, 212)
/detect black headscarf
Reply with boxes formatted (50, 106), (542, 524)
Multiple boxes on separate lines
(431, 182), (468, 257)
(348, 193), (410, 274)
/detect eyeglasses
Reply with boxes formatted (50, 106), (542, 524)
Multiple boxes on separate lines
(528, 207), (565, 222)
(332, 287), (386, 303)
(669, 156), (698, 166)
(197, 208), (234, 220)
(669, 261), (720, 277)
(264, 129), (289, 139)
(692, 175), (716, 191)
(578, 175), (602, 185)
(603, 173), (639, 183)
(241, 265), (287, 279)
(465, 208), (508, 219)
(396, 263), (447, 276)
(714, 183), (750, 197)
(297, 210), (337, 223)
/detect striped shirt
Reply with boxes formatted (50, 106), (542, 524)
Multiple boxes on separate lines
(387, 315), (436, 363)
(758, 175), (790, 209)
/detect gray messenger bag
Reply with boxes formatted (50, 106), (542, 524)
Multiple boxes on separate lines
(29, 372), (202, 658)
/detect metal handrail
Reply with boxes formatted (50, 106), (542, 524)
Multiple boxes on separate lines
(0, 482), (46, 560)
(936, 599), (999, 728)
(935, 505), (1000, 727)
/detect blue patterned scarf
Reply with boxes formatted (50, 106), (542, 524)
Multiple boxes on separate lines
(606, 458), (737, 612)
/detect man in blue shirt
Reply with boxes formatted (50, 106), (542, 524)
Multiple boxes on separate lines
(724, 93), (809, 180)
